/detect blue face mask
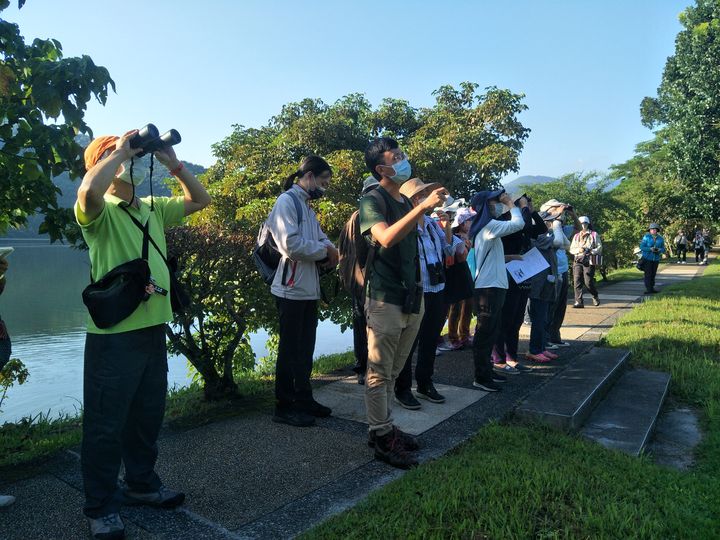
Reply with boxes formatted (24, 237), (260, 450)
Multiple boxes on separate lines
(389, 158), (412, 184)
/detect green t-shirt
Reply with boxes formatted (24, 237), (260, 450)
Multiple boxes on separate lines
(359, 186), (418, 306)
(74, 194), (185, 334)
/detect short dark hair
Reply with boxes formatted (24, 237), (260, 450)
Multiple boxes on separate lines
(283, 155), (332, 191)
(365, 137), (399, 180)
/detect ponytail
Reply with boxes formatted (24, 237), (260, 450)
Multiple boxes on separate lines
(283, 155), (332, 192)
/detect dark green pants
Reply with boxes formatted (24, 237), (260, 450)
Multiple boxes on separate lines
(81, 324), (168, 518)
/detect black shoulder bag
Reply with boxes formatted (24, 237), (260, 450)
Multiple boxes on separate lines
(82, 219), (152, 329)
(120, 207), (191, 314)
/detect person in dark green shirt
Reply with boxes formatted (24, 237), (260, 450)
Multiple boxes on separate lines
(359, 137), (446, 469)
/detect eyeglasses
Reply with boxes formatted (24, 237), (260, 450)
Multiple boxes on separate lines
(387, 151), (407, 164)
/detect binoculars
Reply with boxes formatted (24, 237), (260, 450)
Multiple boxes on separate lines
(130, 124), (181, 157)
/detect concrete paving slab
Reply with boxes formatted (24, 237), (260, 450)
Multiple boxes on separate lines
(0, 474), (153, 540)
(312, 376), (488, 435)
(149, 413), (374, 531)
(647, 406), (703, 470)
(581, 369), (671, 456)
(515, 348), (630, 430)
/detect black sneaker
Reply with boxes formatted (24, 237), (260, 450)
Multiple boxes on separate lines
(573, 302), (584, 308)
(122, 486), (185, 509)
(394, 390), (421, 410)
(473, 379), (501, 392)
(297, 399), (332, 417)
(368, 426), (420, 451)
(592, 296), (600, 306)
(272, 408), (316, 427)
(416, 384), (446, 403)
(374, 430), (418, 469)
(492, 373), (508, 383)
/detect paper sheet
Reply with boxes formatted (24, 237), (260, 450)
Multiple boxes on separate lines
(506, 247), (549, 284)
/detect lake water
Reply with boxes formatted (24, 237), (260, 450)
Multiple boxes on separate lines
(0, 241), (351, 424)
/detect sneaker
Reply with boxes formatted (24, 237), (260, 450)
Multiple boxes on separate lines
(507, 361), (532, 372)
(492, 373), (508, 383)
(434, 347), (445, 356)
(472, 379), (501, 392)
(542, 350), (559, 360)
(416, 384), (446, 403)
(272, 408), (316, 427)
(368, 426), (420, 451)
(545, 343), (559, 350)
(374, 430), (418, 469)
(87, 513), (125, 540)
(493, 363), (520, 375)
(572, 302), (584, 309)
(297, 399), (332, 417)
(461, 337), (473, 348)
(526, 352), (552, 363)
(0, 495), (15, 508)
(547, 340), (570, 348)
(437, 340), (458, 352)
(592, 296), (600, 306)
(122, 486), (185, 509)
(394, 390), (422, 410)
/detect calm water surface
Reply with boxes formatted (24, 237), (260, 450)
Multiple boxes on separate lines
(0, 240), (350, 423)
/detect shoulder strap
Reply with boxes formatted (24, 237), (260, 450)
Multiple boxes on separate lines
(121, 206), (166, 267)
(284, 189), (304, 226)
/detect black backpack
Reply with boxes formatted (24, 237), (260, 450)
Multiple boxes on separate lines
(253, 190), (304, 285)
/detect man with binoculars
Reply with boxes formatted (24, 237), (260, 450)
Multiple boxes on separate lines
(75, 127), (210, 539)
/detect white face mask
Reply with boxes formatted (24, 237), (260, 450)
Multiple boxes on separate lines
(492, 203), (505, 218)
(117, 160), (145, 186)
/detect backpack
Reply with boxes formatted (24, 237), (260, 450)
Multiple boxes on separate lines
(253, 190), (304, 285)
(337, 189), (390, 300)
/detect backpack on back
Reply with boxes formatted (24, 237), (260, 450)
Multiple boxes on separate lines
(337, 189), (388, 300)
(253, 190), (304, 285)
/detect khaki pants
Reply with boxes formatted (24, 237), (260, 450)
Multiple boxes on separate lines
(365, 298), (424, 436)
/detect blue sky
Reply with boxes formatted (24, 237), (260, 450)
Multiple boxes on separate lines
(6, 0), (690, 182)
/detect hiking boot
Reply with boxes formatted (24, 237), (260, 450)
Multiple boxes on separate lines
(87, 513), (125, 540)
(416, 384), (446, 403)
(368, 426), (420, 451)
(298, 399), (332, 417)
(122, 486), (185, 509)
(0, 495), (15, 508)
(394, 390), (422, 410)
(573, 302), (584, 308)
(374, 430), (418, 469)
(526, 352), (552, 363)
(272, 408), (316, 427)
(592, 296), (600, 306)
(473, 379), (501, 392)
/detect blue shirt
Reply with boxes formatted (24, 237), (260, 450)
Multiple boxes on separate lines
(640, 233), (666, 262)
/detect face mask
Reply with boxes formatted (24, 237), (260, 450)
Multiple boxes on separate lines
(491, 203), (505, 218)
(306, 174), (326, 200)
(582, 223), (589, 229)
(388, 158), (412, 184)
(117, 160), (144, 186)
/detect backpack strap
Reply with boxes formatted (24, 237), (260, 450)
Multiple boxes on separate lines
(283, 189), (304, 227)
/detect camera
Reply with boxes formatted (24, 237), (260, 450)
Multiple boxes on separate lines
(426, 261), (445, 286)
(402, 283), (423, 314)
(130, 123), (182, 157)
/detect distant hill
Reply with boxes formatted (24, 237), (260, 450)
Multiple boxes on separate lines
(504, 175), (557, 190)
(2, 155), (207, 240)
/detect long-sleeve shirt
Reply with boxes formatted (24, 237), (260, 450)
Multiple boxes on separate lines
(640, 233), (666, 262)
(552, 221), (573, 274)
(570, 229), (603, 266)
(417, 216), (454, 294)
(473, 207), (525, 289)
(267, 184), (334, 300)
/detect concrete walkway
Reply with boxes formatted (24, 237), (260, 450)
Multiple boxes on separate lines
(0, 261), (708, 539)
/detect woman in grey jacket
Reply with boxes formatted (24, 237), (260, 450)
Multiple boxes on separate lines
(266, 156), (339, 427)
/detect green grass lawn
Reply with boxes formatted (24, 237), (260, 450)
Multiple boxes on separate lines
(303, 261), (720, 539)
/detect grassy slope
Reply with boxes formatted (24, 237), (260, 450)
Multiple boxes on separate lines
(304, 262), (720, 539)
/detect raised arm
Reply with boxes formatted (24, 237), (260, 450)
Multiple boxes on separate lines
(155, 146), (211, 217)
(370, 187), (446, 248)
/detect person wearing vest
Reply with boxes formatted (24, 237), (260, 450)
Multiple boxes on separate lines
(359, 137), (447, 469)
(266, 156), (339, 428)
(76, 129), (210, 539)
(569, 215), (602, 308)
(640, 223), (666, 294)
(394, 178), (455, 410)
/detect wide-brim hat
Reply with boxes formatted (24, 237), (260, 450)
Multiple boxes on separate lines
(451, 207), (476, 229)
(648, 223), (660, 231)
(539, 198), (565, 213)
(399, 178), (441, 200)
(579, 215), (591, 224)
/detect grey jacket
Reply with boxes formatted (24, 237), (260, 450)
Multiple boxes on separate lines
(529, 232), (558, 301)
(267, 185), (334, 300)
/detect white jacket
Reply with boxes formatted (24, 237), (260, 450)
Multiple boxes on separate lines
(267, 185), (334, 300)
(473, 207), (525, 289)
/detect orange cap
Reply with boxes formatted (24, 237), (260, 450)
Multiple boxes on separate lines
(83, 135), (119, 171)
